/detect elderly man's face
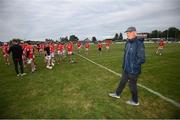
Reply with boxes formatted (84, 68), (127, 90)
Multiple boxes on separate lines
(126, 31), (137, 40)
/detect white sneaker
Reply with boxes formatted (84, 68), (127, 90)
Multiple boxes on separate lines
(31, 68), (36, 73)
(109, 93), (120, 99)
(126, 100), (139, 106)
(21, 73), (27, 76)
(17, 74), (21, 77)
(46, 66), (52, 69)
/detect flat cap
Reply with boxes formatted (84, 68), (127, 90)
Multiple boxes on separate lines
(125, 26), (136, 32)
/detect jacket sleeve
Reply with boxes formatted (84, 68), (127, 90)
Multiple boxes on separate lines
(137, 41), (145, 65)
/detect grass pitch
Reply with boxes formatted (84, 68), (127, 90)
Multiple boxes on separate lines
(0, 43), (180, 118)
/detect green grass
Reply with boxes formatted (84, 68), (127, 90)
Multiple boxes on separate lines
(0, 43), (180, 118)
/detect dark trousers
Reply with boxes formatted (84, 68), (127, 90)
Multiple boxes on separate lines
(116, 71), (139, 103)
(13, 58), (24, 74)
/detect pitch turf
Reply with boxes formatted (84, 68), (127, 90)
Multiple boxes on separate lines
(0, 43), (180, 118)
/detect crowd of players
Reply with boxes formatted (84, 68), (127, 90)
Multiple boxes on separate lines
(1, 39), (112, 76)
(1, 38), (165, 76)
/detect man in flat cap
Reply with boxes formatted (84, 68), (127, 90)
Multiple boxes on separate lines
(109, 27), (145, 106)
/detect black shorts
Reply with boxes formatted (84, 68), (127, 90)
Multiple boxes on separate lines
(98, 48), (101, 51)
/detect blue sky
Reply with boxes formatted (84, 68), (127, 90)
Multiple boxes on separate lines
(0, 0), (180, 41)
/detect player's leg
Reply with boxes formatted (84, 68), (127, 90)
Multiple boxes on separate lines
(46, 56), (52, 69)
(31, 59), (36, 72)
(156, 46), (160, 54)
(109, 72), (128, 98)
(159, 47), (163, 55)
(19, 59), (25, 75)
(51, 52), (55, 66)
(13, 59), (19, 76)
(6, 55), (10, 65)
(116, 72), (129, 95)
(3, 54), (7, 64)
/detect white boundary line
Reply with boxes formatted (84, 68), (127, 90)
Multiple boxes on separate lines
(78, 54), (180, 108)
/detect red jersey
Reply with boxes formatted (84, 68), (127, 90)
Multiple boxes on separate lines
(98, 43), (103, 48)
(106, 42), (110, 47)
(66, 42), (73, 51)
(49, 44), (55, 53)
(40, 44), (44, 49)
(2, 45), (9, 55)
(57, 44), (64, 52)
(106, 40), (111, 47)
(26, 45), (34, 59)
(23, 44), (28, 54)
(159, 40), (165, 47)
(77, 41), (81, 48)
(85, 42), (90, 48)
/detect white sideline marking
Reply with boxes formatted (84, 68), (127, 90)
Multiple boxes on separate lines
(78, 54), (180, 108)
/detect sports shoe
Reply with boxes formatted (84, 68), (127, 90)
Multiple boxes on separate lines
(31, 69), (36, 73)
(17, 74), (21, 77)
(21, 73), (27, 76)
(126, 100), (139, 106)
(46, 66), (52, 69)
(108, 93), (120, 99)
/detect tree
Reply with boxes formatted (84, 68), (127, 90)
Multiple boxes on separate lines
(119, 33), (123, 40)
(113, 33), (119, 41)
(60, 36), (69, 43)
(148, 27), (180, 41)
(161, 30), (168, 39)
(168, 27), (179, 39)
(149, 30), (161, 38)
(69, 35), (79, 43)
(92, 36), (97, 43)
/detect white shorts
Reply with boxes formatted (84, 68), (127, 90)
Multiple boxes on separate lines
(45, 55), (51, 60)
(63, 50), (66, 55)
(3, 54), (9, 57)
(85, 48), (89, 51)
(68, 51), (72, 55)
(158, 46), (163, 49)
(39, 49), (43, 52)
(51, 52), (55, 58)
(58, 51), (63, 55)
(106, 46), (109, 49)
